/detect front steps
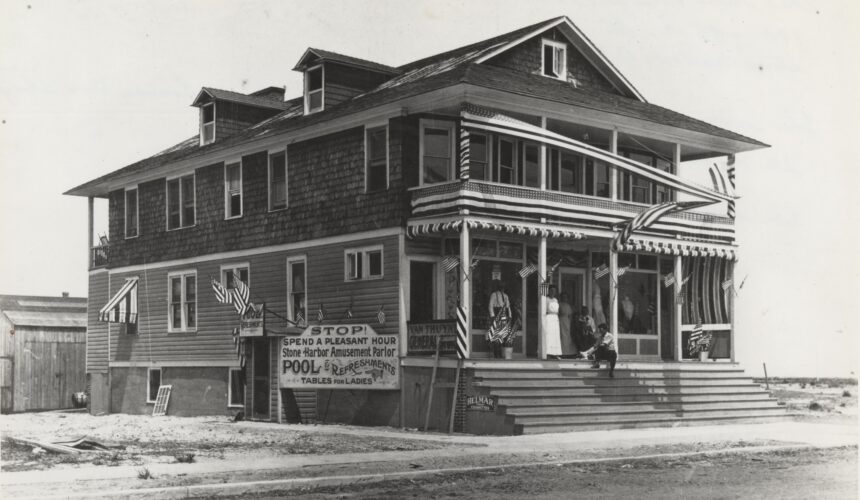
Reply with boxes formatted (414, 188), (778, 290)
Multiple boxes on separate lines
(471, 362), (788, 434)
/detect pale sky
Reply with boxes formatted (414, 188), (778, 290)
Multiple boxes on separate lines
(1, 0), (857, 377)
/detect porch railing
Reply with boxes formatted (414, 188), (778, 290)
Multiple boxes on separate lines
(90, 244), (109, 269)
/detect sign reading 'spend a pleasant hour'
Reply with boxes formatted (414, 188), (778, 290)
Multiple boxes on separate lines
(279, 324), (399, 390)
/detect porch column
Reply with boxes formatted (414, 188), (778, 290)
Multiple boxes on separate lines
(538, 235), (547, 359)
(609, 129), (618, 201)
(87, 196), (94, 267)
(673, 143), (682, 178)
(540, 116), (547, 191)
(674, 255), (683, 361)
(459, 222), (472, 358)
(609, 247), (619, 335)
(729, 260), (736, 362)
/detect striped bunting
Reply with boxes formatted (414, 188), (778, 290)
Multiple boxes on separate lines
(461, 104), (735, 204)
(442, 256), (460, 273)
(613, 200), (715, 251)
(211, 279), (231, 305)
(459, 127), (470, 181)
(232, 278), (250, 316)
(615, 265), (632, 279)
(376, 305), (386, 325)
(99, 277), (139, 323)
(407, 218), (587, 241)
(455, 306), (468, 359)
(727, 154), (736, 190)
(518, 263), (537, 278)
(710, 162), (736, 220)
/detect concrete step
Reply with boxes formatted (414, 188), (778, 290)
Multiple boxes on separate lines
(496, 392), (774, 406)
(518, 413), (794, 434)
(474, 377), (757, 388)
(514, 406), (788, 427)
(490, 384), (767, 398)
(504, 399), (781, 415)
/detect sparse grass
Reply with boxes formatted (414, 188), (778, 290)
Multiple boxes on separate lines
(137, 467), (152, 480)
(755, 377), (858, 387)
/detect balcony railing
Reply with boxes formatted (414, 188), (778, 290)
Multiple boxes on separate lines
(410, 180), (734, 244)
(90, 244), (109, 269)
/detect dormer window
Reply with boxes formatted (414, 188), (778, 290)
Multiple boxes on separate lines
(541, 39), (567, 80)
(201, 103), (215, 145)
(305, 66), (324, 113)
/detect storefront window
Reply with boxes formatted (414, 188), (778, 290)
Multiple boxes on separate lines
(617, 272), (657, 335)
(471, 260), (522, 332)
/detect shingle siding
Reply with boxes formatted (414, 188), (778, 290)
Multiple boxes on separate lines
(485, 28), (620, 95)
(87, 271), (109, 373)
(215, 101), (280, 140)
(107, 122), (408, 268)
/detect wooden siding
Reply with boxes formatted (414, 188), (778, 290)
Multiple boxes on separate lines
(10, 328), (85, 412)
(87, 271), (110, 373)
(107, 234), (400, 364)
(485, 28), (620, 95)
(108, 121), (409, 268)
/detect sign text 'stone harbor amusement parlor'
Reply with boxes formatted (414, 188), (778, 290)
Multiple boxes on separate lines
(66, 16), (783, 434)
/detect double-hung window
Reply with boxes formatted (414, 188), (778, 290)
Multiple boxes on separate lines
(548, 150), (583, 193)
(345, 246), (383, 281)
(228, 368), (244, 408)
(655, 158), (674, 202)
(542, 39), (567, 80)
(168, 271), (196, 332)
(201, 103), (215, 145)
(469, 133), (490, 181)
(365, 126), (388, 191)
(419, 120), (454, 185)
(521, 142), (540, 188)
(305, 66), (324, 113)
(225, 161), (242, 219)
(268, 150), (287, 211)
(287, 257), (307, 325)
(221, 264), (249, 290)
(166, 174), (195, 230)
(125, 187), (138, 238)
(497, 138), (516, 185)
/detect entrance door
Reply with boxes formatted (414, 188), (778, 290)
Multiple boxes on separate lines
(558, 269), (585, 353)
(251, 339), (270, 420)
(409, 261), (436, 322)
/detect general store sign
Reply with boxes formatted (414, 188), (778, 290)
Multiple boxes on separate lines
(279, 324), (399, 390)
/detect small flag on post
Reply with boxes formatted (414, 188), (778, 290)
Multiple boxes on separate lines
(721, 278), (734, 291)
(616, 265), (631, 278)
(680, 274), (691, 287)
(739, 274), (748, 290)
(346, 307), (353, 319)
(518, 263), (537, 279)
(295, 308), (305, 327)
(212, 279), (231, 304)
(663, 273), (676, 288)
(317, 303), (326, 323)
(376, 305), (386, 325)
(442, 256), (460, 273)
(233, 279), (250, 316)
(593, 264), (609, 280)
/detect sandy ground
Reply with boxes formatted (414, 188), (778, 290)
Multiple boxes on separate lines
(0, 381), (855, 498)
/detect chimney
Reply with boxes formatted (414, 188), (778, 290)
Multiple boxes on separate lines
(62, 292), (69, 298)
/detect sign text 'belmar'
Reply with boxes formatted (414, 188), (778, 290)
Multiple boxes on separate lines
(279, 324), (399, 390)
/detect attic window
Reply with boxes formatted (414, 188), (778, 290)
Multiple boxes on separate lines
(201, 103), (215, 145)
(305, 66), (324, 113)
(541, 39), (567, 80)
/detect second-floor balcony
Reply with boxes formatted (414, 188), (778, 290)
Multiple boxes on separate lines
(90, 243), (109, 269)
(409, 180), (735, 245)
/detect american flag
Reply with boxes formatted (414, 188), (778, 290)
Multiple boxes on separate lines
(662, 273), (676, 288)
(518, 263), (537, 279)
(680, 274), (691, 287)
(470, 258), (480, 269)
(549, 259), (562, 276)
(345, 307), (353, 319)
(538, 281), (550, 296)
(616, 265), (631, 278)
(593, 264), (609, 279)
(688, 322), (704, 350)
(648, 302), (656, 315)
(613, 200), (713, 250)
(441, 256), (460, 273)
(721, 278), (734, 291)
(376, 305), (386, 325)
(295, 308), (305, 327)
(675, 293), (685, 305)
(211, 279), (231, 304)
(233, 278), (250, 316)
(317, 303), (326, 323)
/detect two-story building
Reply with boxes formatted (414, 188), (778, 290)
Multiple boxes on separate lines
(66, 17), (782, 434)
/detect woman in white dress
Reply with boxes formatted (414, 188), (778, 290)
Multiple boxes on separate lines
(545, 286), (563, 359)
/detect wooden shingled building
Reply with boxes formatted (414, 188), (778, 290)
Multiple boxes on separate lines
(65, 17), (783, 433)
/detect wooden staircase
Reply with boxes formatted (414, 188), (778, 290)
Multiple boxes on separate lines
(472, 362), (788, 435)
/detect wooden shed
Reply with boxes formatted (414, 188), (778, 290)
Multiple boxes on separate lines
(0, 294), (87, 413)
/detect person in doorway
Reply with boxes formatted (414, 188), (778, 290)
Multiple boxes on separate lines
(558, 293), (575, 357)
(488, 281), (511, 359)
(576, 306), (596, 352)
(583, 323), (617, 377)
(545, 286), (563, 360)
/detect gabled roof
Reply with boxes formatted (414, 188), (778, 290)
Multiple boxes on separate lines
(191, 87), (292, 110)
(293, 48), (400, 74)
(0, 294), (88, 329)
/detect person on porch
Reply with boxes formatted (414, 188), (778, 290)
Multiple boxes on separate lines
(583, 323), (617, 377)
(575, 306), (596, 352)
(545, 286), (563, 360)
(558, 292), (576, 357)
(488, 281), (511, 359)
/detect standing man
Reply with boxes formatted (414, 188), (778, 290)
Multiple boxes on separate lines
(576, 306), (596, 352)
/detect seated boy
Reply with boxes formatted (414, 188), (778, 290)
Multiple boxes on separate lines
(582, 323), (617, 377)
